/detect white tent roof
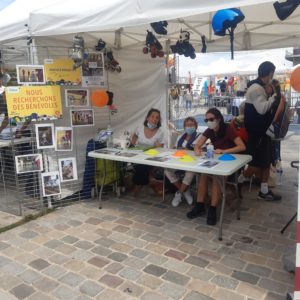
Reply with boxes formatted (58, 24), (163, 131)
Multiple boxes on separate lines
(26, 0), (300, 52)
(179, 48), (293, 77)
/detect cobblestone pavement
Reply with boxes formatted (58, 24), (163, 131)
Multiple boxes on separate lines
(0, 135), (298, 300)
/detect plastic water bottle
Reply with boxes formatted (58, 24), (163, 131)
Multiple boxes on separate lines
(106, 124), (114, 148)
(206, 144), (214, 159)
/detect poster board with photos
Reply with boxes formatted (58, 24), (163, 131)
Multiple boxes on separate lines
(70, 109), (94, 127)
(65, 89), (89, 107)
(81, 52), (105, 87)
(16, 65), (45, 85)
(58, 157), (78, 182)
(35, 124), (55, 149)
(55, 127), (73, 151)
(41, 171), (61, 197)
(15, 154), (43, 174)
(44, 58), (81, 85)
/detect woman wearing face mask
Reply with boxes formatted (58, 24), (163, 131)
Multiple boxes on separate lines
(165, 117), (201, 207)
(130, 108), (164, 191)
(187, 108), (245, 225)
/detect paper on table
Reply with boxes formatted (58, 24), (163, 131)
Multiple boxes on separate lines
(197, 160), (219, 168)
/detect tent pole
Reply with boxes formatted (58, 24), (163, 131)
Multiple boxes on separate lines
(165, 39), (170, 148)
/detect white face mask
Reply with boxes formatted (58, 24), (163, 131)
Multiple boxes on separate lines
(207, 120), (218, 130)
(147, 122), (157, 129)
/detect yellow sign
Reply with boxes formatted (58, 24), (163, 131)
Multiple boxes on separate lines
(44, 59), (81, 84)
(5, 86), (62, 118)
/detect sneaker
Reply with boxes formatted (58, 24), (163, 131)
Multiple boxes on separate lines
(186, 202), (205, 219)
(172, 192), (182, 207)
(183, 189), (193, 205)
(257, 190), (282, 201)
(207, 206), (217, 226)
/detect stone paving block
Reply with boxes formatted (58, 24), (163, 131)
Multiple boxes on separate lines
(107, 252), (128, 262)
(131, 249), (149, 259)
(59, 272), (86, 287)
(79, 265), (105, 281)
(63, 260), (85, 272)
(249, 224), (268, 232)
(240, 253), (267, 265)
(110, 242), (133, 253)
(178, 243), (199, 255)
(137, 273), (163, 290)
(211, 287), (244, 300)
(126, 238), (148, 248)
(27, 291), (54, 300)
(217, 246), (241, 257)
(145, 243), (169, 255)
(158, 238), (181, 248)
(234, 242), (257, 253)
(0, 274), (22, 291)
(119, 267), (142, 281)
(44, 239), (64, 249)
(0, 255), (12, 267)
(127, 229), (145, 238)
(245, 264), (272, 277)
(184, 255), (209, 268)
(75, 295), (92, 300)
(56, 244), (77, 255)
(115, 217), (133, 226)
(33, 276), (59, 293)
(146, 253), (168, 265)
(141, 291), (169, 300)
(141, 233), (160, 243)
(211, 275), (239, 290)
(61, 235), (79, 244)
(220, 256), (246, 270)
(184, 291), (214, 300)
(96, 288), (128, 300)
(162, 270), (190, 286)
(19, 230), (39, 239)
(104, 262), (124, 274)
(88, 257), (110, 268)
(119, 281), (144, 298)
(2, 262), (27, 275)
(253, 240), (275, 250)
(71, 249), (95, 262)
(162, 259), (190, 274)
(79, 280), (103, 297)
(53, 285), (80, 300)
(187, 266), (215, 281)
(74, 241), (94, 250)
(112, 225), (130, 233)
(123, 257), (147, 270)
(18, 269), (41, 284)
(42, 265), (66, 279)
(91, 245), (112, 257)
(264, 292), (287, 300)
(258, 278), (287, 294)
(164, 249), (187, 261)
(159, 282), (187, 300)
(181, 236), (197, 244)
(94, 237), (115, 247)
(147, 220), (165, 227)
(10, 283), (35, 299)
(231, 270), (259, 285)
(29, 258), (50, 271)
(109, 232), (129, 243)
(99, 274), (124, 288)
(143, 264), (167, 277)
(236, 282), (266, 299)
(85, 217), (103, 225)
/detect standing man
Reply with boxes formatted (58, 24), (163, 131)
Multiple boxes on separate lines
(0, 74), (9, 134)
(241, 61), (284, 201)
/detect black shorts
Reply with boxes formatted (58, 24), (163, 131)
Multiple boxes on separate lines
(246, 134), (272, 169)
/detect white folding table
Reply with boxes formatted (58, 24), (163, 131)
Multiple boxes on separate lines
(88, 148), (252, 240)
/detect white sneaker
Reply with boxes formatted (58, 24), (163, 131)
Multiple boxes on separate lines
(172, 192), (182, 207)
(183, 189), (193, 205)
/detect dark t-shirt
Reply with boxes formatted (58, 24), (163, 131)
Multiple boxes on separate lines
(203, 125), (237, 150)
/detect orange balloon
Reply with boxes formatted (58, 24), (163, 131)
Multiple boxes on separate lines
(290, 66), (300, 92)
(91, 90), (109, 107)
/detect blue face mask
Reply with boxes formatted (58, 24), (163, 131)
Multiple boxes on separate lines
(147, 122), (157, 129)
(185, 127), (196, 135)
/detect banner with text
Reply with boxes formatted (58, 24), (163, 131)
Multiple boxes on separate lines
(6, 86), (62, 118)
(44, 59), (81, 85)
